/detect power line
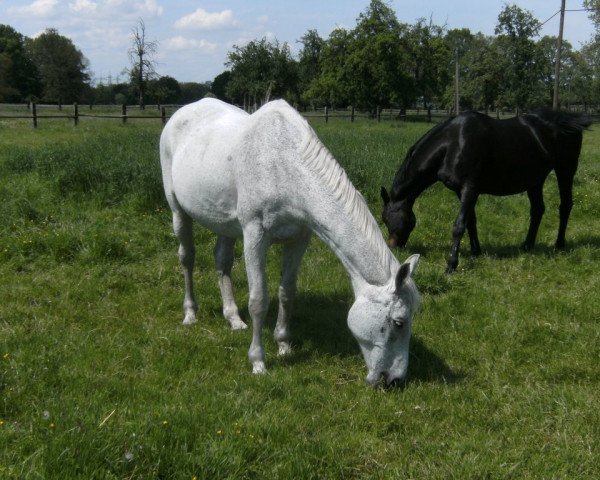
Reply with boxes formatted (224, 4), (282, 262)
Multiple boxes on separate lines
(541, 9), (561, 27)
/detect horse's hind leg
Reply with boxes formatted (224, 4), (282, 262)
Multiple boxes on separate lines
(555, 168), (576, 249)
(274, 230), (311, 356)
(172, 209), (197, 325)
(214, 236), (247, 330)
(523, 183), (545, 251)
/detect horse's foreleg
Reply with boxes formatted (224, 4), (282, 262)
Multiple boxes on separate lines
(243, 222), (270, 374)
(274, 231), (311, 356)
(447, 189), (478, 273)
(523, 183), (546, 251)
(214, 236), (246, 330)
(173, 210), (197, 325)
(555, 169), (575, 250)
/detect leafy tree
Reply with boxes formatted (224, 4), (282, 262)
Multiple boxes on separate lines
(0, 24), (41, 101)
(0, 25), (41, 101)
(347, 0), (413, 110)
(305, 27), (353, 107)
(225, 38), (298, 107)
(211, 71), (232, 101)
(494, 4), (544, 110)
(148, 75), (180, 104)
(128, 19), (158, 109)
(179, 82), (211, 104)
(405, 19), (451, 110)
(26, 28), (90, 104)
(297, 29), (324, 107)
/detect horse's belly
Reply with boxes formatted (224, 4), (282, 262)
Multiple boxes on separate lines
(172, 155), (243, 238)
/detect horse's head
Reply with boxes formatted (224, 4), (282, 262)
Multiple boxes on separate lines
(347, 254), (420, 387)
(381, 187), (416, 248)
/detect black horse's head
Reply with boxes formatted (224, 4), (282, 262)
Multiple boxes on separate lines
(381, 186), (416, 248)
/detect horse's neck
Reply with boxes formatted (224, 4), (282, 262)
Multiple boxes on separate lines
(394, 157), (439, 203)
(288, 116), (397, 292)
(303, 188), (397, 293)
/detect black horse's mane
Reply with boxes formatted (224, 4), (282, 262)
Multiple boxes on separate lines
(392, 117), (454, 191)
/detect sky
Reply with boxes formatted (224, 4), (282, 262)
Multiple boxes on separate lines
(1, 0), (596, 84)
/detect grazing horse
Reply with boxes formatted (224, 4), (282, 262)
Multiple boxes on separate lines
(160, 98), (420, 387)
(381, 110), (590, 273)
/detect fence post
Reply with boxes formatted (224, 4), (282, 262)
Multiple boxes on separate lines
(32, 102), (37, 128)
(377, 106), (381, 122)
(325, 106), (328, 123)
(161, 106), (166, 125)
(351, 106), (355, 122)
(73, 103), (79, 126)
(122, 104), (127, 124)
(427, 106), (432, 123)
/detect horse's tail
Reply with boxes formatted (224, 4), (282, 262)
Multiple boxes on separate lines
(533, 109), (592, 135)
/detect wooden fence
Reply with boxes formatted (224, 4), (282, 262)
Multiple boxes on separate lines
(1, 103), (597, 127)
(0, 103), (453, 127)
(0, 103), (176, 128)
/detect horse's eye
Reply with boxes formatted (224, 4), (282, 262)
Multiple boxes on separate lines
(393, 319), (405, 328)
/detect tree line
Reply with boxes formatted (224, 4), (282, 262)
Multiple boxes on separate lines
(2, 1), (600, 112)
(220, 1), (600, 113)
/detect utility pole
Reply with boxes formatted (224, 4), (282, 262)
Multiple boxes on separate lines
(454, 48), (460, 115)
(553, 0), (566, 110)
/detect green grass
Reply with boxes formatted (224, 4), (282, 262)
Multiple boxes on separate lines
(1, 115), (599, 479)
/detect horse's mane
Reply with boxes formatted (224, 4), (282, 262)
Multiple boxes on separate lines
(299, 124), (395, 275)
(391, 117), (454, 197)
(527, 108), (592, 135)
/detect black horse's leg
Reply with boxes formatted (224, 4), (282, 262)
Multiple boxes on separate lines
(523, 183), (545, 251)
(456, 191), (481, 256)
(447, 188), (479, 273)
(555, 168), (576, 249)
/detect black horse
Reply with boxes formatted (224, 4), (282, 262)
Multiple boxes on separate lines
(381, 110), (591, 273)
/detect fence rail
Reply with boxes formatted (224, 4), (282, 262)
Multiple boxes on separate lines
(2, 103), (599, 128)
(0, 103), (175, 127)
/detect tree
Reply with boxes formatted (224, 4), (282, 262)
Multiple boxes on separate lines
(26, 28), (90, 104)
(225, 38), (298, 107)
(494, 4), (544, 110)
(0, 24), (41, 101)
(297, 29), (324, 107)
(405, 19), (451, 110)
(128, 19), (158, 109)
(305, 27), (354, 107)
(179, 82), (211, 104)
(211, 71), (232, 101)
(148, 75), (181, 104)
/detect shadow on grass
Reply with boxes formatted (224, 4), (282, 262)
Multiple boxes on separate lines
(262, 291), (464, 385)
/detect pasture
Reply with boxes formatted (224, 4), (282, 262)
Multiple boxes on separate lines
(1, 114), (599, 479)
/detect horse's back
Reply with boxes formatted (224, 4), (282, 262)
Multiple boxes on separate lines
(160, 99), (250, 237)
(159, 99), (314, 239)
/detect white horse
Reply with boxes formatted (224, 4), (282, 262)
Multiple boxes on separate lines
(160, 98), (420, 386)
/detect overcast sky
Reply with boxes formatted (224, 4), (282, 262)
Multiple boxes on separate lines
(1, 0), (595, 84)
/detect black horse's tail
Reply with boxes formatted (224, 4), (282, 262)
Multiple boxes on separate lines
(533, 109), (592, 134)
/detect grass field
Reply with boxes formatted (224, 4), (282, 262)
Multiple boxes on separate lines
(1, 113), (599, 479)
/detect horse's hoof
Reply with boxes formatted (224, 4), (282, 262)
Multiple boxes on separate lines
(252, 361), (267, 375)
(277, 342), (292, 356)
(229, 318), (248, 330)
(182, 314), (197, 325)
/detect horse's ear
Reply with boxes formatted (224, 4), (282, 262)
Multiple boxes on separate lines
(395, 254), (420, 293)
(381, 186), (390, 205)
